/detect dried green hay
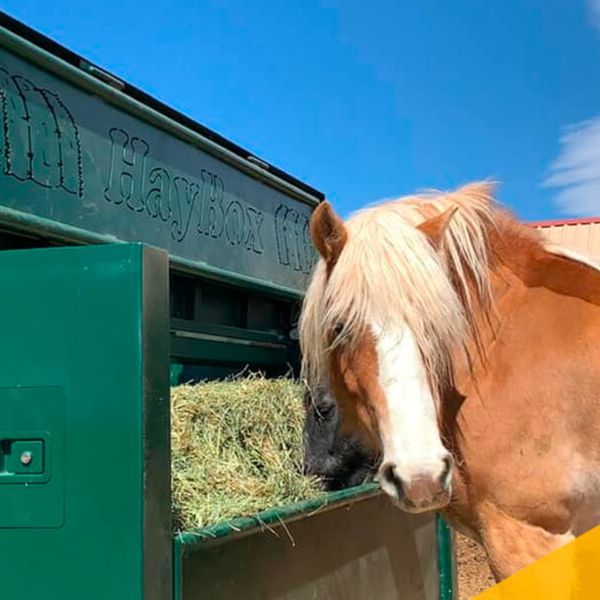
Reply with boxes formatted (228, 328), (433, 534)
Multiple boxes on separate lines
(171, 373), (323, 531)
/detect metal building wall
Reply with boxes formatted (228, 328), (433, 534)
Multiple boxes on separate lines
(532, 218), (600, 262)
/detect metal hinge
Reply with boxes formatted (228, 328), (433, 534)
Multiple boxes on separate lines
(247, 155), (271, 171)
(79, 59), (125, 91)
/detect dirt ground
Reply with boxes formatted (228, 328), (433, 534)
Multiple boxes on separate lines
(456, 532), (496, 599)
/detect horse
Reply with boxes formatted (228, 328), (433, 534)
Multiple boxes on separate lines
(299, 181), (600, 582)
(302, 382), (377, 491)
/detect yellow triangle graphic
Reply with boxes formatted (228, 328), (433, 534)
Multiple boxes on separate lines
(473, 525), (600, 599)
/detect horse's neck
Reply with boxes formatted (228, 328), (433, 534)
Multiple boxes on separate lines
(492, 234), (600, 310)
(488, 217), (600, 304)
(454, 238), (600, 380)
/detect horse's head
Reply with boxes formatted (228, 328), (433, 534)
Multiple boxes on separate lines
(300, 187), (493, 513)
(303, 382), (378, 491)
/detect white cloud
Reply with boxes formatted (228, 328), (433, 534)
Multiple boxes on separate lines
(590, 0), (600, 30)
(543, 117), (600, 216)
(542, 1), (600, 216)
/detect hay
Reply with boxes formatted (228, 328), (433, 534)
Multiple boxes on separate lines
(171, 373), (323, 531)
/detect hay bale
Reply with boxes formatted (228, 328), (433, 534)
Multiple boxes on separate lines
(171, 373), (322, 531)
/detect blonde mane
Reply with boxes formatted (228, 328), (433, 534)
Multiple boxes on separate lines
(300, 181), (501, 389)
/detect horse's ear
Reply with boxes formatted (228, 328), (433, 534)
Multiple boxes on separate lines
(310, 201), (348, 268)
(417, 206), (457, 250)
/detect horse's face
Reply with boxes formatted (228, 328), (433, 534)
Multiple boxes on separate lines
(303, 384), (377, 491)
(306, 201), (455, 513)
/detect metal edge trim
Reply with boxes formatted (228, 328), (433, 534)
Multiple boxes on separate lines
(141, 245), (173, 600)
(172, 329), (287, 349)
(175, 482), (381, 553)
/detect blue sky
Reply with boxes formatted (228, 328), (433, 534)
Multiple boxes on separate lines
(4, 0), (600, 221)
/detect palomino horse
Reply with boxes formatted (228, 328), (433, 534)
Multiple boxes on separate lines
(299, 182), (600, 581)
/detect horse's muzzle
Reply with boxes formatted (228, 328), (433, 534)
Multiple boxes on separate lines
(378, 455), (453, 513)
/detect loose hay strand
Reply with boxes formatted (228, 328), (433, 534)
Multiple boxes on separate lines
(171, 373), (322, 531)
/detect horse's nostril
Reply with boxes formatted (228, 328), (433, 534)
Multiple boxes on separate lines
(381, 462), (405, 500)
(381, 463), (394, 482)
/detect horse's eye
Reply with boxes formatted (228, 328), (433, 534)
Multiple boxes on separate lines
(333, 322), (344, 336)
(315, 403), (335, 421)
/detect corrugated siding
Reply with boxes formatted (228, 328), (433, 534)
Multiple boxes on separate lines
(534, 221), (600, 262)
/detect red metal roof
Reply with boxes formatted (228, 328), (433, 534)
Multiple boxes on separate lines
(529, 216), (600, 228)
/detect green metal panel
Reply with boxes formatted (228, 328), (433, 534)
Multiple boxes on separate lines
(0, 21), (319, 297)
(0, 243), (171, 600)
(437, 515), (456, 600)
(177, 487), (440, 600)
(0, 387), (64, 527)
(170, 363), (185, 386)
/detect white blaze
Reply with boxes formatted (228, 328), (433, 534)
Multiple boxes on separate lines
(373, 322), (450, 498)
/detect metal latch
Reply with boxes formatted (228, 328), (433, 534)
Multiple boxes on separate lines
(0, 439), (45, 477)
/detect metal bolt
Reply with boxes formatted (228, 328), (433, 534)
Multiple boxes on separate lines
(20, 451), (32, 466)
